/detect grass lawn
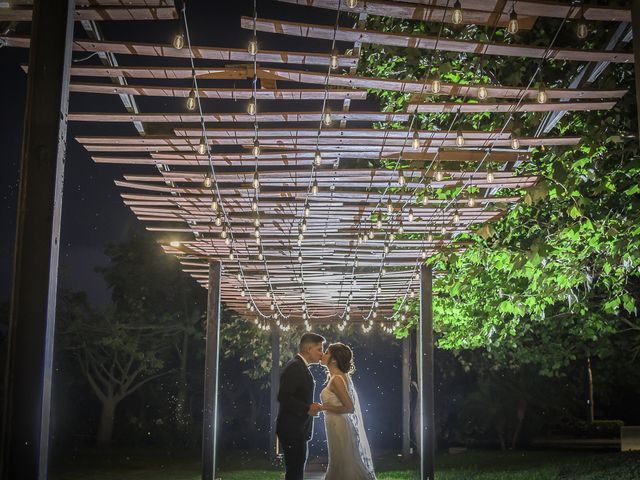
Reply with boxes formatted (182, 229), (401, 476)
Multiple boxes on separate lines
(50, 449), (640, 480)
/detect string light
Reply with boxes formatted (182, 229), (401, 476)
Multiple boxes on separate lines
(453, 210), (461, 224)
(398, 170), (406, 187)
(312, 179), (319, 195)
(252, 139), (261, 156)
(431, 76), (442, 94)
(203, 173), (212, 188)
(169, 240), (180, 247)
(247, 95), (257, 115)
(330, 50), (339, 69)
(215, 214), (222, 227)
(253, 172), (260, 189)
(412, 131), (420, 150)
(248, 35), (258, 55)
(251, 197), (258, 212)
(347, 0), (358, 8)
(408, 208), (414, 223)
(477, 84), (488, 100)
(451, 0), (463, 25)
(387, 199), (394, 214)
(511, 134), (520, 150)
(197, 137), (207, 155)
(507, 6), (519, 34)
(456, 130), (465, 147)
(576, 4), (588, 39)
(434, 162), (444, 182)
(186, 89), (197, 110)
(304, 203), (310, 217)
(322, 111), (332, 126)
(537, 83), (548, 104)
(211, 199), (218, 211)
(467, 194), (476, 208)
(427, 233), (433, 242)
(173, 30), (185, 49)
(314, 150), (322, 166)
(486, 169), (495, 183)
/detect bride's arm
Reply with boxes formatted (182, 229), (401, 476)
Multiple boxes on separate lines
(321, 376), (355, 414)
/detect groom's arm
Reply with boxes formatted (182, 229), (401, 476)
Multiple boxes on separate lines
(278, 364), (312, 416)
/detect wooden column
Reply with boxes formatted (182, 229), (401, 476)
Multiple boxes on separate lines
(402, 335), (411, 458)
(0, 1), (75, 478)
(633, 1), (640, 140)
(269, 326), (280, 461)
(419, 264), (435, 480)
(202, 260), (222, 480)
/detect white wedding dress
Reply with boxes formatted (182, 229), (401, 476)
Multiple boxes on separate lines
(320, 375), (376, 480)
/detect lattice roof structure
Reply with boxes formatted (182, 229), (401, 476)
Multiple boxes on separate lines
(2, 0), (632, 332)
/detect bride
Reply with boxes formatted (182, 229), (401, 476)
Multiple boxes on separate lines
(319, 343), (376, 480)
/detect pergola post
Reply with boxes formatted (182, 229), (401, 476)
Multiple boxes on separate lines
(419, 264), (435, 480)
(0, 1), (75, 478)
(632, 0), (640, 140)
(402, 335), (411, 458)
(202, 260), (222, 480)
(269, 326), (280, 461)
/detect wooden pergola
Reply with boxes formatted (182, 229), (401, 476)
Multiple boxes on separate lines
(1, 1), (636, 479)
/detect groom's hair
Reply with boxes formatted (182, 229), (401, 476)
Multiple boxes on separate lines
(299, 332), (325, 352)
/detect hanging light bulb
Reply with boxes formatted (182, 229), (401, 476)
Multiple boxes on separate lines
(408, 208), (414, 223)
(254, 217), (260, 228)
(486, 169), (495, 183)
(322, 110), (332, 126)
(537, 83), (548, 104)
(221, 226), (227, 239)
(467, 195), (476, 208)
(301, 220), (307, 233)
(298, 254), (303, 263)
(387, 199), (394, 214)
(431, 76), (442, 94)
(215, 214), (222, 227)
(254, 227), (261, 238)
(427, 233), (433, 242)
(434, 163), (444, 182)
(210, 199), (218, 212)
(186, 89), (197, 111)
(251, 197), (258, 212)
(258, 253), (264, 261)
(421, 250), (427, 260)
(422, 194), (428, 206)
(247, 95), (257, 115)
(314, 150), (322, 166)
(507, 7), (519, 34)
(347, 0), (358, 8)
(398, 170), (406, 187)
(312, 179), (319, 195)
(197, 137), (207, 155)
(229, 252), (234, 260)
(368, 229), (374, 239)
(376, 217), (383, 229)
(477, 84), (488, 100)
(451, 0), (463, 25)
(248, 35), (258, 55)
(398, 222), (404, 234)
(173, 30), (185, 50)
(252, 172), (260, 189)
(203, 173), (212, 188)
(412, 131), (420, 150)
(252, 139), (261, 156)
(330, 50), (339, 69)
(304, 203), (310, 217)
(441, 225), (447, 235)
(576, 7), (589, 39)
(456, 130), (465, 147)
(453, 210), (461, 224)
(511, 134), (520, 150)
(384, 244), (390, 254)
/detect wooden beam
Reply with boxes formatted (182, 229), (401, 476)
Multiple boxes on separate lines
(6, 36), (357, 67)
(0, 6), (177, 21)
(278, 0), (538, 29)
(242, 17), (634, 64)
(68, 82), (368, 100)
(407, 100), (617, 114)
(202, 260), (222, 480)
(1, 1), (74, 478)
(420, 264), (435, 480)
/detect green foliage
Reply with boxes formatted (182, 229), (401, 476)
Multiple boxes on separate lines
(357, 16), (640, 374)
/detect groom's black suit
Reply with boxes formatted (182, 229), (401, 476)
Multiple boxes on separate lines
(277, 355), (315, 480)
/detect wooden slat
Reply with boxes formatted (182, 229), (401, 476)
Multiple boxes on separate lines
(406, 100), (617, 114)
(241, 17), (635, 64)
(257, 67), (628, 100)
(0, 7), (177, 21)
(389, 0), (631, 23)
(5, 36), (357, 67)
(279, 0), (537, 28)
(69, 82), (367, 100)
(69, 111), (411, 123)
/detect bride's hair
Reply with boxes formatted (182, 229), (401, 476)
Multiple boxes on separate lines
(325, 343), (355, 378)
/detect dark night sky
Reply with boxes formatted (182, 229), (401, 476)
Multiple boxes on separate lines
(0, 0), (363, 307)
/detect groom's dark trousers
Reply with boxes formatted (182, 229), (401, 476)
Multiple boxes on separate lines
(276, 355), (315, 480)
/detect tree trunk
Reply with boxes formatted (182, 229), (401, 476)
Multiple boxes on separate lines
(97, 395), (117, 446)
(510, 399), (527, 450)
(587, 356), (595, 423)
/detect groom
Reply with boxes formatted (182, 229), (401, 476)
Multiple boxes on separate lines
(276, 332), (326, 480)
